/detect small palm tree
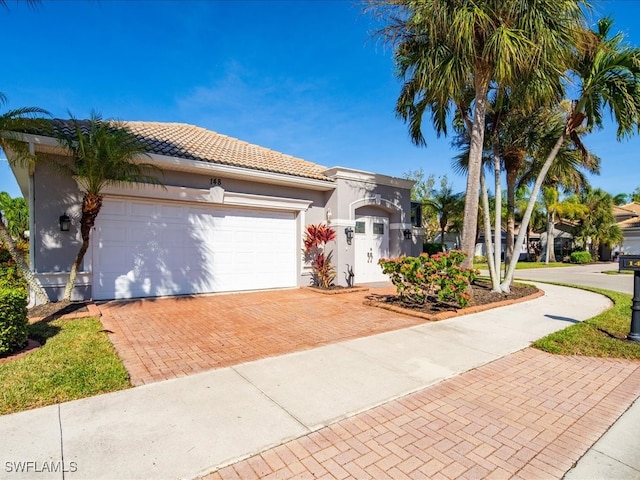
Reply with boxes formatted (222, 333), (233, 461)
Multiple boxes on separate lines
(52, 112), (163, 301)
(424, 177), (463, 252)
(574, 188), (622, 259)
(0, 93), (50, 303)
(0, 192), (28, 241)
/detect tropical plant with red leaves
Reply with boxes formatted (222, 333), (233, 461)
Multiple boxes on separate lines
(303, 224), (337, 289)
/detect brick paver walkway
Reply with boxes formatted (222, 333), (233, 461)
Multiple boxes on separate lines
(98, 286), (423, 385)
(204, 348), (640, 480)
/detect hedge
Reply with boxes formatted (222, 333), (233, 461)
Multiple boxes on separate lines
(570, 251), (592, 264)
(0, 288), (28, 356)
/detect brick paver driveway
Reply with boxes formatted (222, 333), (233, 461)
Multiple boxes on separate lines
(98, 286), (422, 385)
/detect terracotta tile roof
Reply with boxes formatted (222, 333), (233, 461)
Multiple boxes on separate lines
(618, 217), (640, 229)
(619, 202), (640, 215)
(613, 205), (633, 217)
(49, 120), (331, 182)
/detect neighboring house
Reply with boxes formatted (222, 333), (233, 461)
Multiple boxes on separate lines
(539, 220), (578, 261)
(614, 202), (640, 255)
(7, 121), (421, 303)
(474, 229), (532, 261)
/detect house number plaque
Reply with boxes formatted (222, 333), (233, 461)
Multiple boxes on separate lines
(210, 178), (223, 186)
(619, 255), (640, 271)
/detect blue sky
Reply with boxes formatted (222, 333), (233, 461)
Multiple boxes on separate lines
(1, 0), (639, 199)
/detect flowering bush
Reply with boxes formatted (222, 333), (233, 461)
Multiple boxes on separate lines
(303, 224), (337, 289)
(378, 250), (478, 307)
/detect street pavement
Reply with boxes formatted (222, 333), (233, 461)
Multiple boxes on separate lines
(514, 261), (633, 294)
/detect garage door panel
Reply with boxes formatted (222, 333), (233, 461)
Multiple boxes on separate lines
(93, 199), (296, 300)
(129, 202), (158, 218)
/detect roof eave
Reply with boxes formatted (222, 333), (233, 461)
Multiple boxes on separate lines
(147, 153), (336, 192)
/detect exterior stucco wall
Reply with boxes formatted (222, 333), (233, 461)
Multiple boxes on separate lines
(323, 168), (417, 287)
(29, 152), (335, 301)
(26, 154), (415, 300)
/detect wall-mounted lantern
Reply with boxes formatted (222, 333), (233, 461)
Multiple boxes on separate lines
(403, 229), (412, 240)
(59, 213), (71, 232)
(345, 227), (354, 245)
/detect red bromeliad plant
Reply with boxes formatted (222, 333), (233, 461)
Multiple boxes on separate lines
(303, 224), (337, 289)
(378, 250), (478, 307)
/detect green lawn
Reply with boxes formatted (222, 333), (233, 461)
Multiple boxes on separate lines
(0, 317), (130, 415)
(533, 286), (640, 359)
(474, 261), (570, 270)
(602, 269), (633, 275)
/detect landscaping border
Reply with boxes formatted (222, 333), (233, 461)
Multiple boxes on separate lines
(364, 287), (545, 321)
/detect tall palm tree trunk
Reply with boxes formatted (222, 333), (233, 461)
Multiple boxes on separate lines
(501, 133), (566, 292)
(63, 193), (103, 301)
(505, 166), (518, 270)
(461, 75), (490, 268)
(0, 214), (49, 304)
(545, 211), (557, 263)
(480, 171), (500, 291)
(492, 136), (502, 287)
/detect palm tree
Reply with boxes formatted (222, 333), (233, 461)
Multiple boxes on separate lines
(51, 112), (163, 301)
(0, 192), (28, 241)
(503, 17), (640, 290)
(0, 94), (50, 303)
(613, 193), (629, 206)
(514, 186), (546, 261)
(372, 0), (587, 267)
(520, 128), (599, 264)
(574, 188), (623, 260)
(424, 177), (463, 251)
(540, 187), (589, 263)
(453, 93), (561, 282)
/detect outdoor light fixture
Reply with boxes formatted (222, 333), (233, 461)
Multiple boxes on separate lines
(403, 229), (412, 240)
(345, 227), (354, 245)
(59, 213), (71, 232)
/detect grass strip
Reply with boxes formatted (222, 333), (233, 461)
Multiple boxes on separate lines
(0, 317), (130, 415)
(533, 285), (640, 359)
(473, 261), (571, 270)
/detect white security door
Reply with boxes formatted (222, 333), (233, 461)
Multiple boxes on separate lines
(354, 216), (389, 283)
(92, 198), (296, 300)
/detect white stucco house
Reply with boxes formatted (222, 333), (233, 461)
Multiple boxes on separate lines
(7, 120), (423, 303)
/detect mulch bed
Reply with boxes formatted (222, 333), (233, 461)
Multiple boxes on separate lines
(27, 301), (89, 322)
(305, 285), (370, 295)
(364, 280), (542, 321)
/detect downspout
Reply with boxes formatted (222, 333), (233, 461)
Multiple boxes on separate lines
(27, 142), (37, 306)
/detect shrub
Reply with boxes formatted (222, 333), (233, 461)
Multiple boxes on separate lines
(379, 250), (478, 307)
(570, 251), (592, 264)
(423, 243), (443, 255)
(474, 255), (487, 264)
(0, 288), (28, 356)
(303, 224), (337, 289)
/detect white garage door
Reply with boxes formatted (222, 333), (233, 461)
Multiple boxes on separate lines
(92, 198), (297, 300)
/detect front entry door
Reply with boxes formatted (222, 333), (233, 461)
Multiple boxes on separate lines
(354, 216), (390, 283)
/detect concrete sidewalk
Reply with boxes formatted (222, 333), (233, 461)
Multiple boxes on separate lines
(0, 282), (636, 479)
